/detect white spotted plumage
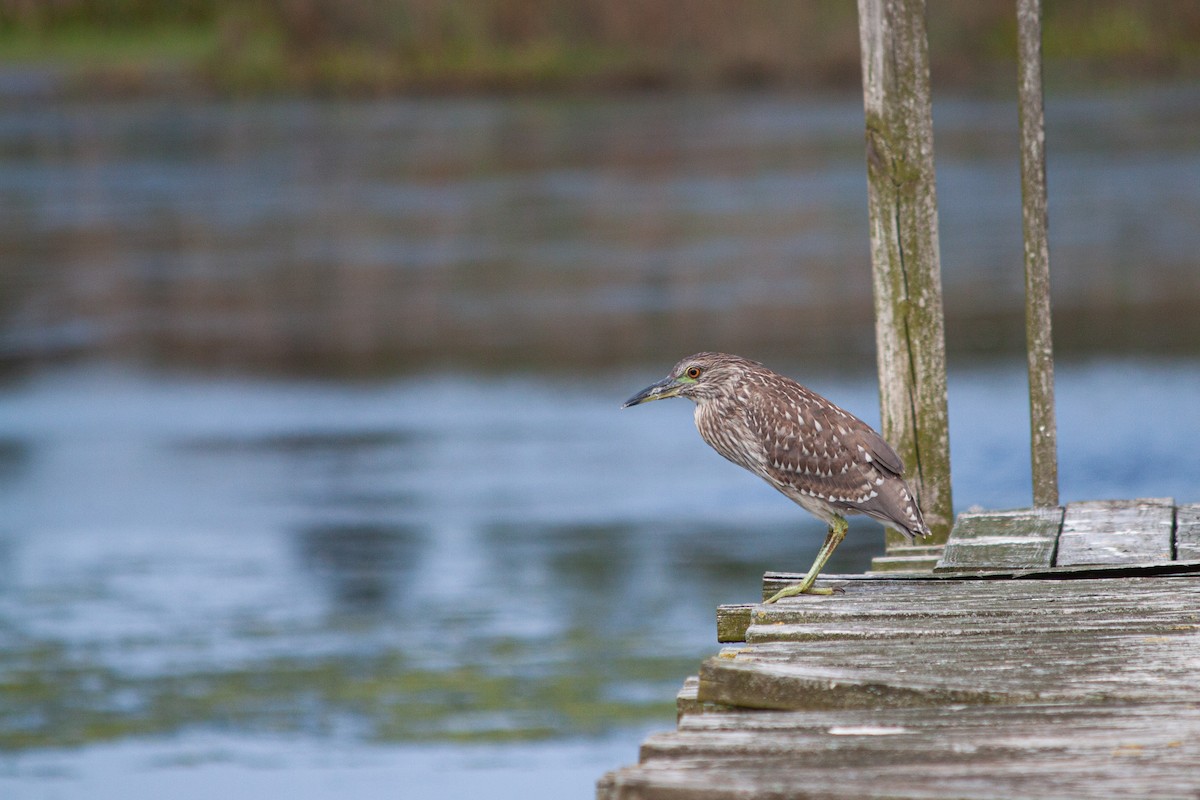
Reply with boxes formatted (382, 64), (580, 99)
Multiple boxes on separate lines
(675, 352), (930, 540)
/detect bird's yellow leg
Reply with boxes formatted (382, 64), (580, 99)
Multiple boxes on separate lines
(763, 516), (848, 603)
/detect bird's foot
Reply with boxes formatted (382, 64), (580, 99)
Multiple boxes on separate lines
(763, 583), (836, 604)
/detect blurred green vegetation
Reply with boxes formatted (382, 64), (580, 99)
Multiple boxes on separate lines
(0, 633), (693, 749)
(1, 0), (1198, 95)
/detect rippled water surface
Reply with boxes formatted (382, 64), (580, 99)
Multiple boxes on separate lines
(4, 85), (1200, 370)
(3, 359), (1199, 798)
(1, 84), (1199, 798)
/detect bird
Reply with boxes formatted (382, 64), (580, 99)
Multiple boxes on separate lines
(622, 352), (929, 603)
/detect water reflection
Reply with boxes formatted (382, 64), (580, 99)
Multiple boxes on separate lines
(3, 87), (1200, 375)
(1, 360), (1196, 758)
(1, 83), (1199, 796)
(298, 523), (424, 613)
(0, 436), (31, 482)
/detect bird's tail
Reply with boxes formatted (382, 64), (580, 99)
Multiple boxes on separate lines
(892, 494), (931, 542)
(860, 479), (931, 542)
(892, 513), (931, 542)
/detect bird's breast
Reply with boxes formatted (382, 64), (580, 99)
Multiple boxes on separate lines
(694, 402), (767, 474)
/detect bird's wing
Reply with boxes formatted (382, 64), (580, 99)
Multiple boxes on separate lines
(743, 386), (926, 537)
(850, 424), (905, 478)
(745, 391), (887, 501)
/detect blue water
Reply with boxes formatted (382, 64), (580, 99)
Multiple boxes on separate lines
(4, 86), (1200, 370)
(1, 358), (1198, 798)
(1, 83), (1199, 798)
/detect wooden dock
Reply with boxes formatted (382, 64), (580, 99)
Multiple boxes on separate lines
(598, 499), (1200, 799)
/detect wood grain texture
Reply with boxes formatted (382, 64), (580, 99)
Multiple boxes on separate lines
(701, 577), (1200, 711)
(716, 604), (755, 643)
(1055, 498), (1175, 566)
(936, 506), (1062, 571)
(600, 703), (1200, 799)
(857, 0), (953, 545)
(601, 509), (1200, 798)
(1016, 0), (1059, 508)
(866, 545), (943, 573)
(1175, 503), (1200, 560)
(600, 575), (1200, 799)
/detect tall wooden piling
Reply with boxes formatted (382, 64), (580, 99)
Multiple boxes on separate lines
(1017, 0), (1059, 508)
(856, 0), (953, 545)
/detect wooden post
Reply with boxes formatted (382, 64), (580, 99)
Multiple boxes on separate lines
(857, 0), (953, 547)
(1017, 0), (1059, 508)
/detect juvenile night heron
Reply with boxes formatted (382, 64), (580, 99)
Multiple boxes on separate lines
(623, 352), (929, 603)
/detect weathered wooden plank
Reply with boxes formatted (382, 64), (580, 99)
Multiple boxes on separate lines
(713, 564), (1196, 643)
(716, 604), (754, 643)
(1176, 503), (1200, 561)
(600, 703), (1200, 800)
(743, 597), (1197, 644)
(605, 550), (1200, 798)
(675, 675), (702, 718)
(763, 558), (1200, 600)
(1055, 498), (1174, 566)
(698, 577), (1200, 712)
(675, 675), (738, 720)
(865, 545), (943, 573)
(699, 652), (1019, 711)
(936, 506), (1062, 571)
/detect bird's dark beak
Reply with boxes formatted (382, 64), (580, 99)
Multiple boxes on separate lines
(622, 376), (681, 408)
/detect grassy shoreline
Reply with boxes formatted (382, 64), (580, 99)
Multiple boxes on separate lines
(2, 2), (1199, 98)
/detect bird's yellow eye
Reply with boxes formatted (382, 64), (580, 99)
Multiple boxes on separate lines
(685, 366), (702, 380)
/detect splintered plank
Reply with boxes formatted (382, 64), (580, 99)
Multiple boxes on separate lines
(1177, 504), (1200, 561)
(696, 577), (1200, 712)
(1055, 498), (1175, 566)
(599, 703), (1200, 800)
(935, 506), (1063, 571)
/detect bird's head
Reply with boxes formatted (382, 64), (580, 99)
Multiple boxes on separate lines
(621, 352), (758, 408)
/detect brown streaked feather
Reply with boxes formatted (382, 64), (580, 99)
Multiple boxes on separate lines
(658, 352), (930, 541)
(853, 425), (904, 477)
(695, 360), (927, 540)
(745, 385), (888, 507)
